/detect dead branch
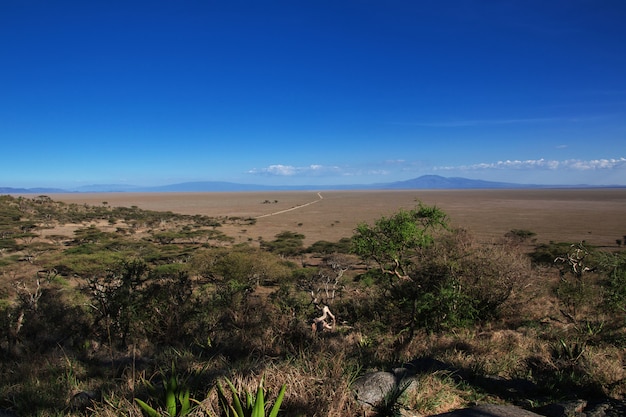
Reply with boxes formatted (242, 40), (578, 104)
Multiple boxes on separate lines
(15, 279), (43, 311)
(312, 304), (336, 332)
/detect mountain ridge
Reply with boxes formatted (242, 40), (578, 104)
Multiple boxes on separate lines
(1, 175), (624, 194)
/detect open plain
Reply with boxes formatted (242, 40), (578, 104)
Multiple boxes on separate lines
(49, 188), (626, 248)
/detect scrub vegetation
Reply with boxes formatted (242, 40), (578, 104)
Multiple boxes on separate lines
(0, 194), (624, 416)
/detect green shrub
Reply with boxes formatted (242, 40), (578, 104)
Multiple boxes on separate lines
(87, 259), (150, 347)
(307, 238), (352, 254)
(351, 207), (525, 332)
(141, 271), (195, 345)
(261, 231), (305, 257)
(553, 243), (606, 323)
(505, 228), (536, 241)
(599, 251), (626, 315)
(216, 376), (286, 417)
(135, 365), (196, 417)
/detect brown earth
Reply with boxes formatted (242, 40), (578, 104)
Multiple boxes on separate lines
(47, 189), (626, 247)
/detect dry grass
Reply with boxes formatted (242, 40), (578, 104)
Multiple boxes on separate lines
(406, 371), (481, 415)
(2, 191), (625, 416)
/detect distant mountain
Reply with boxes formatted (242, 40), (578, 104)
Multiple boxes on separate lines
(380, 175), (535, 190)
(146, 181), (278, 192)
(1, 175), (621, 194)
(138, 176), (541, 191)
(0, 187), (69, 194)
(74, 184), (144, 192)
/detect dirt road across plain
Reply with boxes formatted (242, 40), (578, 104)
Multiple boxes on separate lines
(46, 189), (626, 247)
(255, 192), (323, 218)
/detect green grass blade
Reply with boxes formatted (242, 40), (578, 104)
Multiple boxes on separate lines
(226, 378), (245, 417)
(165, 376), (177, 417)
(134, 398), (161, 417)
(178, 388), (191, 416)
(268, 384), (287, 417)
(216, 383), (230, 416)
(251, 382), (264, 417)
(246, 391), (253, 412)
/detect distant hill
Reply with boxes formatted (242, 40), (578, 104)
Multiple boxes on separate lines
(0, 187), (69, 194)
(1, 175), (622, 194)
(146, 181), (279, 192)
(73, 184), (144, 192)
(380, 175), (536, 189)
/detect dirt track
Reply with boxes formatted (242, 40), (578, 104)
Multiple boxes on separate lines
(255, 192), (323, 218)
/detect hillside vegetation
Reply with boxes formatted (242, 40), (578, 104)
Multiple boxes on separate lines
(0, 194), (624, 416)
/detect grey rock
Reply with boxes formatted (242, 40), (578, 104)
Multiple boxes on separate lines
(580, 399), (626, 417)
(352, 369), (419, 411)
(69, 390), (99, 410)
(584, 401), (612, 417)
(537, 399), (587, 417)
(431, 404), (544, 417)
(352, 371), (398, 408)
(536, 399), (626, 417)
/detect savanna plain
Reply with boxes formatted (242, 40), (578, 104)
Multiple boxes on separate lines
(49, 189), (626, 247)
(1, 189), (625, 416)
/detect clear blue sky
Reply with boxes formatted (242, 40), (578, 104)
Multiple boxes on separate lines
(2, 1), (625, 188)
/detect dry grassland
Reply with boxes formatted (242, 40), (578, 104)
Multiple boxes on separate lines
(50, 188), (626, 247)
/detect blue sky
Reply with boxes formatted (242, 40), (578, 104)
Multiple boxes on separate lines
(1, 0), (625, 188)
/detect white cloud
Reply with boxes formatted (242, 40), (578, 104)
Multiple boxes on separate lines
(435, 157), (626, 171)
(566, 158), (626, 170)
(366, 169), (390, 175)
(248, 164), (342, 176)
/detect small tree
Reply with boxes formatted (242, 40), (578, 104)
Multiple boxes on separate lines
(351, 204), (452, 333)
(352, 203), (448, 282)
(553, 243), (602, 324)
(87, 259), (150, 347)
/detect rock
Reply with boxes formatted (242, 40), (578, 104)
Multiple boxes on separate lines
(535, 399), (626, 417)
(431, 404), (544, 417)
(536, 399), (587, 417)
(69, 390), (98, 410)
(352, 369), (418, 412)
(352, 371), (398, 408)
(353, 356), (626, 417)
(584, 399), (626, 417)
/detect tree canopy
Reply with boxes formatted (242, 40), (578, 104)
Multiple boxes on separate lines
(352, 203), (448, 280)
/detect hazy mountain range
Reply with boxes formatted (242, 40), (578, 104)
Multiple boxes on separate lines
(1, 175), (623, 194)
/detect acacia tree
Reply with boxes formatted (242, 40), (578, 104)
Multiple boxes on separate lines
(351, 203), (454, 333)
(352, 203), (448, 282)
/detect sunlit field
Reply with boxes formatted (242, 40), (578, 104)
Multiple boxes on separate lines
(51, 188), (626, 247)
